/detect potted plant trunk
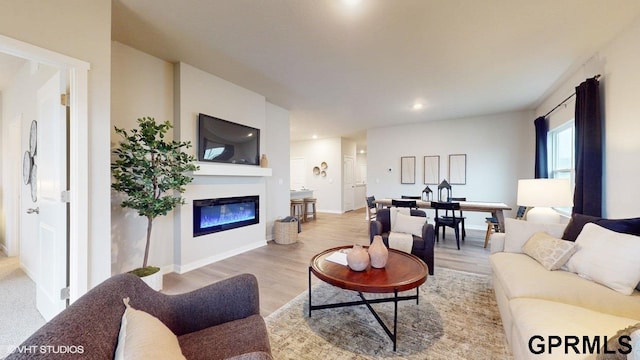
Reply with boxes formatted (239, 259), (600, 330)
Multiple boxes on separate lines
(111, 117), (198, 290)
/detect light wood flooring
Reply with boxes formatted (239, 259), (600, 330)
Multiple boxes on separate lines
(163, 208), (493, 317)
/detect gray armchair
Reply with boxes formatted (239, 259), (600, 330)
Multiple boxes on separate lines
(7, 273), (272, 360)
(370, 208), (435, 275)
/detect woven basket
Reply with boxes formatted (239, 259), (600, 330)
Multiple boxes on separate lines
(274, 220), (298, 245)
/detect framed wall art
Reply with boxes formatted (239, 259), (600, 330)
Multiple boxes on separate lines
(400, 156), (416, 184)
(423, 156), (439, 185)
(449, 154), (467, 185)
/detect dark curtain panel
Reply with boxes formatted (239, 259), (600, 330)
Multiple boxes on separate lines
(573, 77), (602, 217)
(534, 116), (548, 178)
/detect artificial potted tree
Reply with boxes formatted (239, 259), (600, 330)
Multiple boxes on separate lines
(111, 116), (198, 290)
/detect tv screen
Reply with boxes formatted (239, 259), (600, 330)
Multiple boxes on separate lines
(198, 113), (260, 165)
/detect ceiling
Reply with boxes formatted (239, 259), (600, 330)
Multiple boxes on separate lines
(112, 0), (640, 151)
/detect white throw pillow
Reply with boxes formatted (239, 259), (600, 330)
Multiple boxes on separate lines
(503, 218), (567, 253)
(391, 212), (426, 238)
(389, 207), (410, 229)
(565, 223), (640, 295)
(522, 231), (577, 270)
(115, 298), (186, 360)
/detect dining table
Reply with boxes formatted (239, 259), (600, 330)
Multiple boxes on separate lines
(374, 198), (512, 232)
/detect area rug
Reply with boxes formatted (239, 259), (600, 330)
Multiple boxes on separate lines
(265, 267), (513, 360)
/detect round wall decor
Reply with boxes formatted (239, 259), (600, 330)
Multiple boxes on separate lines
(29, 120), (37, 155)
(313, 166), (320, 175)
(30, 164), (37, 202)
(23, 151), (33, 185)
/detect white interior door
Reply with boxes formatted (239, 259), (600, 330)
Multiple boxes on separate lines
(343, 156), (355, 212)
(35, 71), (69, 321)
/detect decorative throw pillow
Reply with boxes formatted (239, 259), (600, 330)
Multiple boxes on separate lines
(114, 298), (186, 360)
(562, 213), (640, 241)
(392, 212), (425, 238)
(596, 323), (640, 360)
(503, 218), (568, 254)
(389, 207), (410, 229)
(565, 223), (640, 295)
(522, 232), (577, 270)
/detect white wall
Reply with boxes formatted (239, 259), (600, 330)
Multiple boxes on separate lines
(265, 102), (291, 239)
(110, 42), (175, 274)
(0, 0), (112, 287)
(290, 138), (343, 213)
(367, 110), (534, 228)
(535, 16), (640, 218)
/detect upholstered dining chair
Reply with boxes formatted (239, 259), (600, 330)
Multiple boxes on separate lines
(432, 201), (463, 250)
(369, 208), (435, 275)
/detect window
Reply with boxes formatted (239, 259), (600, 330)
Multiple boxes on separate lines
(548, 120), (575, 183)
(548, 120), (575, 213)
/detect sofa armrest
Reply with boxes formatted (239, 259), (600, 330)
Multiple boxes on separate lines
(370, 220), (382, 242)
(421, 223), (436, 275)
(148, 273), (261, 336)
(490, 232), (506, 253)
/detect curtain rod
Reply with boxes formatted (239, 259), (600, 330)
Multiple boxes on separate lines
(542, 74), (601, 118)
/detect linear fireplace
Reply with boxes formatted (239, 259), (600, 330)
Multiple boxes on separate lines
(193, 195), (259, 237)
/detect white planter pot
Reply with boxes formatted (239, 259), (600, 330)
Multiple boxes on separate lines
(141, 271), (163, 291)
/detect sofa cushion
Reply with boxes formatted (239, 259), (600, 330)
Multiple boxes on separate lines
(562, 213), (640, 241)
(392, 212), (426, 237)
(565, 223), (640, 295)
(115, 298), (186, 360)
(503, 218), (567, 253)
(490, 252), (640, 320)
(522, 232), (577, 271)
(509, 298), (639, 360)
(179, 314), (271, 360)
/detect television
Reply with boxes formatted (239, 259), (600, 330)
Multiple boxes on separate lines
(197, 113), (260, 165)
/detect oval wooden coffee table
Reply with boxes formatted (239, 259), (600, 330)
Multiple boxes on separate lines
(308, 245), (428, 351)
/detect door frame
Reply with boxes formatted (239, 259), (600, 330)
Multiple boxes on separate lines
(0, 34), (90, 302)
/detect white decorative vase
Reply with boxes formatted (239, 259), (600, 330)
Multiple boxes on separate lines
(369, 235), (389, 268)
(141, 271), (163, 291)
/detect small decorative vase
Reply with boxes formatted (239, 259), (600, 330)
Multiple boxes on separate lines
(369, 235), (389, 268)
(346, 244), (369, 271)
(260, 154), (268, 168)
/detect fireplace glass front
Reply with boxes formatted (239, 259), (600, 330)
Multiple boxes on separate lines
(193, 195), (259, 237)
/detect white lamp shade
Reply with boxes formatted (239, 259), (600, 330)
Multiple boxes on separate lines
(517, 179), (573, 208)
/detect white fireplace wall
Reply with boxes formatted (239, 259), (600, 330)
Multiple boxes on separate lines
(173, 62), (283, 273)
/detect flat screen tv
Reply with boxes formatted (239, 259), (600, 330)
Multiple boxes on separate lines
(197, 113), (260, 165)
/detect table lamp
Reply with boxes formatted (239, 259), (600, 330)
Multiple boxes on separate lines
(517, 179), (572, 223)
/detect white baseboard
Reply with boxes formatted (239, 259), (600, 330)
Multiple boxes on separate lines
(172, 240), (267, 274)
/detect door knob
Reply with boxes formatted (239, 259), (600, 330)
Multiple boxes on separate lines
(26, 207), (39, 214)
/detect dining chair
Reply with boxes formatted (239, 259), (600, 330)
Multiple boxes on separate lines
(366, 196), (377, 221)
(446, 197), (467, 240)
(432, 201), (463, 250)
(392, 199), (417, 209)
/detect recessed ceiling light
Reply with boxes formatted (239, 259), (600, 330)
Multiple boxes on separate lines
(413, 103), (424, 110)
(312, 134), (318, 139)
(344, 0), (361, 7)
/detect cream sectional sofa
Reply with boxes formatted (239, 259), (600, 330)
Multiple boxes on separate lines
(489, 217), (640, 359)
